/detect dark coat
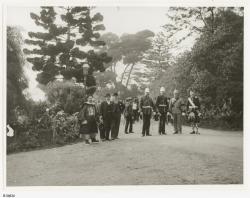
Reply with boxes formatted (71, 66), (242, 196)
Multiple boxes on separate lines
(99, 101), (113, 120)
(124, 104), (133, 118)
(156, 95), (169, 114)
(186, 96), (201, 123)
(78, 102), (98, 134)
(186, 96), (200, 112)
(112, 101), (125, 118)
(140, 95), (155, 115)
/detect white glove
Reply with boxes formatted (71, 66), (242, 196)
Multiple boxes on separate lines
(82, 120), (87, 124)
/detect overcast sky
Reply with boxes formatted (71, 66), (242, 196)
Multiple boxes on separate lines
(7, 6), (194, 101)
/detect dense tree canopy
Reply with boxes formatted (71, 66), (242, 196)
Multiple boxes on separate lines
(150, 9), (243, 116)
(24, 6), (112, 91)
(7, 26), (29, 123)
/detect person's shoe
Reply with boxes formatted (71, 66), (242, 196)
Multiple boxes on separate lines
(105, 138), (110, 141)
(91, 138), (99, 143)
(173, 132), (178, 134)
(115, 137), (119, 139)
(162, 133), (166, 135)
(101, 138), (106, 142)
(129, 131), (134, 133)
(196, 132), (200, 135)
(190, 131), (195, 134)
(85, 140), (90, 145)
(142, 134), (145, 137)
(146, 134), (152, 136)
(125, 132), (128, 134)
(111, 138), (115, 141)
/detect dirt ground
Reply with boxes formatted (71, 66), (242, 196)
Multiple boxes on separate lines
(7, 119), (243, 186)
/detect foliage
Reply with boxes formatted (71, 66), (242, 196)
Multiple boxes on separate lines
(7, 26), (29, 124)
(142, 31), (174, 81)
(94, 82), (142, 101)
(119, 30), (154, 87)
(98, 32), (122, 73)
(7, 101), (81, 153)
(164, 7), (243, 44)
(24, 6), (112, 89)
(150, 9), (243, 129)
(45, 80), (86, 114)
(51, 110), (80, 144)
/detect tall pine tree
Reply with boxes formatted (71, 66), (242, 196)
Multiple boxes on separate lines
(24, 6), (112, 94)
(142, 31), (173, 81)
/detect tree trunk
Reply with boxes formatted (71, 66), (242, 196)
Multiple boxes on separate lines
(67, 7), (71, 41)
(125, 63), (135, 88)
(113, 62), (117, 75)
(120, 64), (130, 84)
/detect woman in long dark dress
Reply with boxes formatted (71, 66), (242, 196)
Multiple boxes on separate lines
(78, 95), (99, 145)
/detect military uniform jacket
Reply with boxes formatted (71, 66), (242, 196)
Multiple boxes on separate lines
(156, 95), (169, 114)
(169, 97), (185, 114)
(140, 95), (155, 115)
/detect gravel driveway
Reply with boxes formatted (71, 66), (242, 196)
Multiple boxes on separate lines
(7, 120), (243, 186)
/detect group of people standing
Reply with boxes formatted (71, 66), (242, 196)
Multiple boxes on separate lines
(78, 92), (125, 145)
(77, 87), (201, 145)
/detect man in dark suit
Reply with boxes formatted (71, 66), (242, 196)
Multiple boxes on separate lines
(124, 97), (134, 134)
(100, 93), (113, 141)
(111, 93), (125, 140)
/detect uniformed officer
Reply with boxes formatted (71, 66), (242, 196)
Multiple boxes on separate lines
(187, 90), (201, 134)
(139, 88), (155, 137)
(169, 89), (186, 134)
(111, 92), (125, 140)
(156, 87), (169, 135)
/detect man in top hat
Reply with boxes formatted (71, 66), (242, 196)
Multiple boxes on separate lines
(156, 87), (169, 135)
(111, 92), (125, 140)
(99, 93), (113, 141)
(139, 88), (156, 137)
(169, 89), (186, 134)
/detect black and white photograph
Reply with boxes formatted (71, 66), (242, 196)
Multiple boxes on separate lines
(0, 0), (249, 196)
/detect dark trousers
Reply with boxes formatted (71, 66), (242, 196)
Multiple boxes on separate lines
(104, 119), (112, 140)
(111, 115), (121, 139)
(125, 116), (133, 133)
(142, 114), (151, 135)
(133, 110), (139, 122)
(99, 123), (105, 140)
(159, 114), (166, 134)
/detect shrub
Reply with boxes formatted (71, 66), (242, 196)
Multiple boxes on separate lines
(51, 110), (80, 144)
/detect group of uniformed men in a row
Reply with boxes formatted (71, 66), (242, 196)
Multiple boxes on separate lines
(78, 86), (201, 145)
